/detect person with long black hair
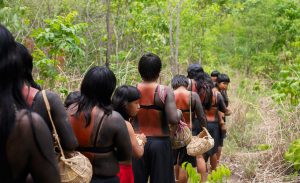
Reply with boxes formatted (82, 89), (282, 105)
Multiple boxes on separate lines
(17, 42), (78, 151)
(68, 66), (132, 183)
(0, 25), (60, 182)
(112, 85), (147, 183)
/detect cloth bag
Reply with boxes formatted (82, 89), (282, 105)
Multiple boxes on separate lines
(170, 118), (192, 149)
(42, 90), (93, 183)
(157, 85), (192, 149)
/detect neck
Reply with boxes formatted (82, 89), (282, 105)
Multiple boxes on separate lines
(142, 80), (157, 84)
(176, 86), (188, 91)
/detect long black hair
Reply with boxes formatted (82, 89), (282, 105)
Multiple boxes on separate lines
(0, 25), (56, 181)
(0, 25), (28, 181)
(76, 66), (116, 126)
(112, 85), (141, 121)
(187, 63), (213, 110)
(16, 42), (41, 90)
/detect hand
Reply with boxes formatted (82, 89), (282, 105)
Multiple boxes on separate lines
(220, 123), (227, 134)
(136, 133), (147, 146)
(225, 109), (232, 116)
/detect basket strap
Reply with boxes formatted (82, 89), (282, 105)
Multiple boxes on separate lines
(41, 90), (65, 159)
(189, 79), (192, 129)
(93, 113), (106, 147)
(202, 127), (211, 138)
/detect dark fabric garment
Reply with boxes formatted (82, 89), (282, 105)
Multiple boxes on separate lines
(205, 122), (220, 157)
(91, 175), (120, 183)
(132, 137), (175, 183)
(192, 118), (201, 135)
(173, 146), (196, 167)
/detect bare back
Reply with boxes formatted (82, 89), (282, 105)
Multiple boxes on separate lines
(5, 110), (60, 182)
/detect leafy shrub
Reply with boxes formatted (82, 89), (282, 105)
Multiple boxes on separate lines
(182, 162), (231, 183)
(207, 165), (231, 183)
(31, 11), (87, 91)
(284, 138), (300, 171)
(272, 63), (300, 106)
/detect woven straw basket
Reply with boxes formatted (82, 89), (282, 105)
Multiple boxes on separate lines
(186, 127), (214, 156)
(59, 151), (93, 183)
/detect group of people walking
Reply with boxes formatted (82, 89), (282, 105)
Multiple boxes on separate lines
(0, 24), (231, 183)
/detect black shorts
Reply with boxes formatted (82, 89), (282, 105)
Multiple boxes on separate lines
(132, 136), (175, 183)
(204, 122), (220, 158)
(192, 118), (201, 135)
(91, 175), (120, 183)
(173, 146), (196, 167)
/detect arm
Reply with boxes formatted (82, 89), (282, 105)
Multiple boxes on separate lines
(221, 90), (229, 107)
(217, 93), (231, 115)
(28, 113), (60, 183)
(164, 87), (179, 124)
(192, 92), (207, 128)
(47, 91), (78, 150)
(125, 121), (145, 159)
(112, 112), (132, 162)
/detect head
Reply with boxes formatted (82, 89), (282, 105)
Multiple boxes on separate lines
(210, 70), (220, 83)
(112, 85), (141, 120)
(78, 66), (116, 126)
(187, 63), (204, 79)
(217, 73), (230, 90)
(171, 75), (189, 90)
(16, 42), (41, 90)
(138, 53), (162, 82)
(64, 91), (80, 108)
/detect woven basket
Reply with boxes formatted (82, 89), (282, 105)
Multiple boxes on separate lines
(186, 127), (214, 156)
(171, 120), (192, 149)
(59, 151), (93, 183)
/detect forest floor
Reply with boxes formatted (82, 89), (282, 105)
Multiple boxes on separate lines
(220, 76), (300, 183)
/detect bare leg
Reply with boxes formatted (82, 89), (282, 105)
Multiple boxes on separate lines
(210, 154), (218, 171)
(177, 167), (188, 183)
(196, 155), (207, 182)
(216, 146), (222, 165)
(174, 165), (179, 181)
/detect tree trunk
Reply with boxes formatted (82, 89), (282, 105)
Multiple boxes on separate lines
(174, 0), (183, 74)
(169, 0), (175, 75)
(175, 0), (183, 74)
(106, 0), (111, 67)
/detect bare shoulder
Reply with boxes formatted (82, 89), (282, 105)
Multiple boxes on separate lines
(192, 91), (200, 99)
(105, 111), (126, 128)
(16, 110), (50, 136)
(43, 90), (62, 103)
(107, 111), (124, 122)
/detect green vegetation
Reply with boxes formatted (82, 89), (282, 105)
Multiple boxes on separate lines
(284, 139), (300, 171)
(182, 162), (231, 183)
(1, 0), (300, 181)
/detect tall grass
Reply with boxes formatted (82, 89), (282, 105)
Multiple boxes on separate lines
(223, 72), (300, 182)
